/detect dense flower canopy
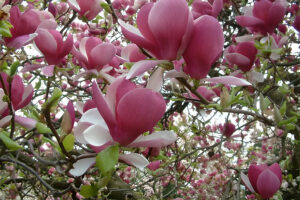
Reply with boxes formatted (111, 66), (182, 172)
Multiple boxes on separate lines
(0, 0), (299, 199)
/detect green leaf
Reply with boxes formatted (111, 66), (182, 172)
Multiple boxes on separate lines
(278, 84), (289, 94)
(278, 116), (297, 126)
(0, 20), (12, 38)
(0, 131), (23, 151)
(273, 105), (282, 124)
(62, 134), (75, 152)
(9, 61), (20, 76)
(42, 88), (62, 112)
(36, 122), (51, 134)
(280, 101), (286, 116)
(96, 145), (119, 175)
(100, 2), (112, 13)
(80, 185), (98, 198)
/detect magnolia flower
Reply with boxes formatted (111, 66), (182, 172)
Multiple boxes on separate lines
(4, 6), (56, 49)
(34, 29), (73, 65)
(61, 101), (75, 134)
(119, 0), (193, 60)
(70, 78), (177, 176)
(72, 37), (116, 71)
(183, 15), (224, 79)
(219, 122), (235, 138)
(68, 0), (103, 20)
(0, 88), (11, 128)
(236, 0), (287, 35)
(0, 73), (33, 111)
(242, 163), (282, 199)
(192, 0), (223, 19)
(0, 73), (35, 129)
(224, 42), (257, 72)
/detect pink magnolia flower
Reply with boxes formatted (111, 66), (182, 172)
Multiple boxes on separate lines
(219, 122), (235, 138)
(119, 0), (194, 60)
(0, 73), (35, 129)
(71, 37), (116, 71)
(4, 6), (56, 49)
(224, 42), (257, 72)
(147, 160), (160, 171)
(183, 15), (224, 79)
(68, 0), (103, 20)
(70, 78), (176, 176)
(192, 0), (223, 19)
(0, 73), (33, 111)
(236, 0), (287, 35)
(34, 29), (73, 65)
(241, 163), (282, 199)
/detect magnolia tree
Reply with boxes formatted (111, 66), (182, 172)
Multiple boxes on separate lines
(0, 0), (299, 199)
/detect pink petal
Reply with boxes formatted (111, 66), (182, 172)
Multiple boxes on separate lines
(257, 169), (281, 199)
(83, 124), (113, 146)
(37, 19), (57, 29)
(14, 115), (36, 129)
(165, 70), (189, 79)
(146, 67), (164, 92)
(121, 44), (146, 62)
(116, 88), (166, 145)
(106, 78), (136, 118)
(126, 60), (166, 79)
(128, 131), (177, 148)
(212, 0), (223, 17)
(90, 43), (116, 67)
(225, 53), (251, 67)
(183, 15), (224, 79)
(21, 63), (45, 73)
(7, 33), (38, 49)
(236, 16), (265, 27)
(16, 84), (34, 110)
(69, 157), (96, 177)
(59, 34), (73, 59)
(119, 153), (149, 169)
(241, 172), (255, 193)
(11, 75), (24, 109)
(268, 163), (282, 183)
(119, 19), (155, 53)
(203, 76), (251, 86)
(148, 0), (190, 60)
(35, 29), (57, 56)
(248, 164), (268, 192)
(41, 65), (54, 77)
(68, 0), (80, 11)
(92, 82), (116, 129)
(0, 115), (12, 128)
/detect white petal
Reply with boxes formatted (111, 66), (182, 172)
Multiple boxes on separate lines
(119, 153), (149, 169)
(76, 101), (84, 114)
(146, 67), (164, 92)
(79, 37), (89, 60)
(80, 108), (108, 129)
(83, 124), (113, 146)
(128, 131), (177, 148)
(69, 157), (96, 177)
(74, 122), (91, 144)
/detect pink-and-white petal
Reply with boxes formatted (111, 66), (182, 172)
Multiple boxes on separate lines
(0, 115), (12, 128)
(41, 65), (54, 77)
(119, 153), (149, 169)
(241, 172), (255, 193)
(203, 76), (251, 86)
(146, 67), (164, 92)
(126, 60), (166, 79)
(14, 116), (37, 129)
(128, 131), (177, 148)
